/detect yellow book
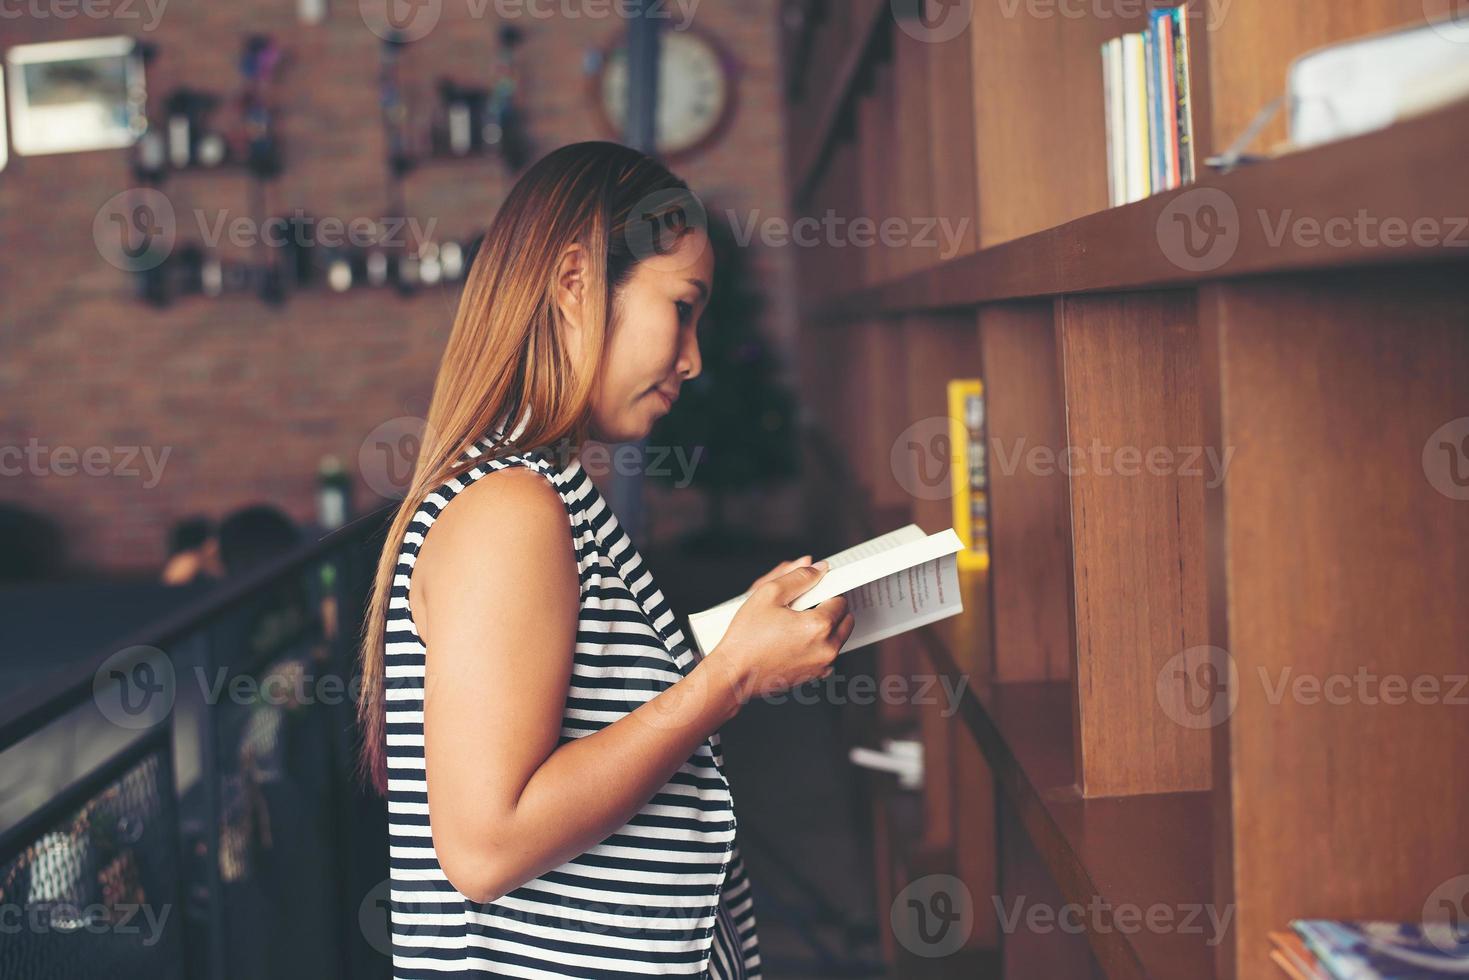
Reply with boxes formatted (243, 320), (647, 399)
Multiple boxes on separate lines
(947, 379), (989, 571)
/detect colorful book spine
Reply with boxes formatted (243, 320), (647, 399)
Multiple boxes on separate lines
(1101, 4), (1195, 204)
(947, 379), (989, 572)
(1153, 8), (1181, 188)
(1102, 38), (1120, 206)
(1173, 6), (1196, 184)
(1143, 27), (1161, 192)
(1121, 31), (1150, 202)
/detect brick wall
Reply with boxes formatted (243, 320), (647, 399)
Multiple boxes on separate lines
(0, 0), (799, 574)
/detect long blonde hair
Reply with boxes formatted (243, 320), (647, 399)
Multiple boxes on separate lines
(356, 141), (699, 795)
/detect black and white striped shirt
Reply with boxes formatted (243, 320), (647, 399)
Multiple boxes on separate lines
(384, 421), (762, 978)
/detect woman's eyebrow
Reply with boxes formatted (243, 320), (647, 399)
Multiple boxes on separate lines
(685, 278), (710, 302)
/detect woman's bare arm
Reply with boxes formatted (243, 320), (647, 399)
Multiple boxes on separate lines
(413, 467), (746, 903)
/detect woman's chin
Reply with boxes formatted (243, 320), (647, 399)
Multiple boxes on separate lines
(588, 415), (656, 445)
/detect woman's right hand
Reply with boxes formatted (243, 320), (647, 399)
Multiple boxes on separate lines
(712, 561), (855, 703)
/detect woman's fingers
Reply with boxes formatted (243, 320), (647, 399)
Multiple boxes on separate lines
(750, 555), (814, 592)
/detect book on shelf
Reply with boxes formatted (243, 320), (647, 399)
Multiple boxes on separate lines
(1287, 919), (1469, 979)
(1102, 3), (1195, 205)
(947, 379), (989, 571)
(686, 524), (965, 658)
(1270, 930), (1330, 980)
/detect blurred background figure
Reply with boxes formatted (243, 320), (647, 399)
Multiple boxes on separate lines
(160, 514), (223, 585)
(217, 504), (303, 577)
(0, 504), (66, 584)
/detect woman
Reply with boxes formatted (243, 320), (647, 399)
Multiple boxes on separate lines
(356, 141), (855, 979)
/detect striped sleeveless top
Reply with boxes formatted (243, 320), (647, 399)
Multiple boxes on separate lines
(384, 420), (762, 979)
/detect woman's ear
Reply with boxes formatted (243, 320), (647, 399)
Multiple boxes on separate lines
(554, 243), (587, 334)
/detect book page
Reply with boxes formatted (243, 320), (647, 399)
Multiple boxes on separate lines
(686, 526), (963, 656)
(835, 552), (964, 654)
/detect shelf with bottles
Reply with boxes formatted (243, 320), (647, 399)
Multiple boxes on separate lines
(129, 218), (483, 309)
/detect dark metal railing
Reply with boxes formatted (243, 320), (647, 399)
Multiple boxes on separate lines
(0, 507), (394, 980)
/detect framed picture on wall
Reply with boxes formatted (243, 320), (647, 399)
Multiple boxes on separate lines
(5, 36), (146, 157)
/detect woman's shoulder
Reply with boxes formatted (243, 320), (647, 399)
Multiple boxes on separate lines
(408, 458), (581, 637)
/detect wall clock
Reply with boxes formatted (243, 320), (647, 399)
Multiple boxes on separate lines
(593, 28), (736, 162)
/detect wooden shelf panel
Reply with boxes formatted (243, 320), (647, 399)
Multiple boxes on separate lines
(919, 635), (1216, 980)
(806, 100), (1469, 316)
(788, 0), (888, 206)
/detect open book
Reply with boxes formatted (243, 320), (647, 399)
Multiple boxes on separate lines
(687, 525), (966, 657)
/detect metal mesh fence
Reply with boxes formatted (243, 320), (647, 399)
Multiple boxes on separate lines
(0, 734), (184, 980)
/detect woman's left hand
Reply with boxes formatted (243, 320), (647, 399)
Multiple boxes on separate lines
(747, 555), (815, 594)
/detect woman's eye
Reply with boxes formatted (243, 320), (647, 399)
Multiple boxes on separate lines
(676, 301), (693, 323)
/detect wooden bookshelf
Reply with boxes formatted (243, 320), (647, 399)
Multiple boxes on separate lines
(780, 1), (1469, 977)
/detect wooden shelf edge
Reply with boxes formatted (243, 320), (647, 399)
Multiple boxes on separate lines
(917, 633), (1218, 980)
(804, 99), (1469, 316)
(788, 0), (889, 207)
